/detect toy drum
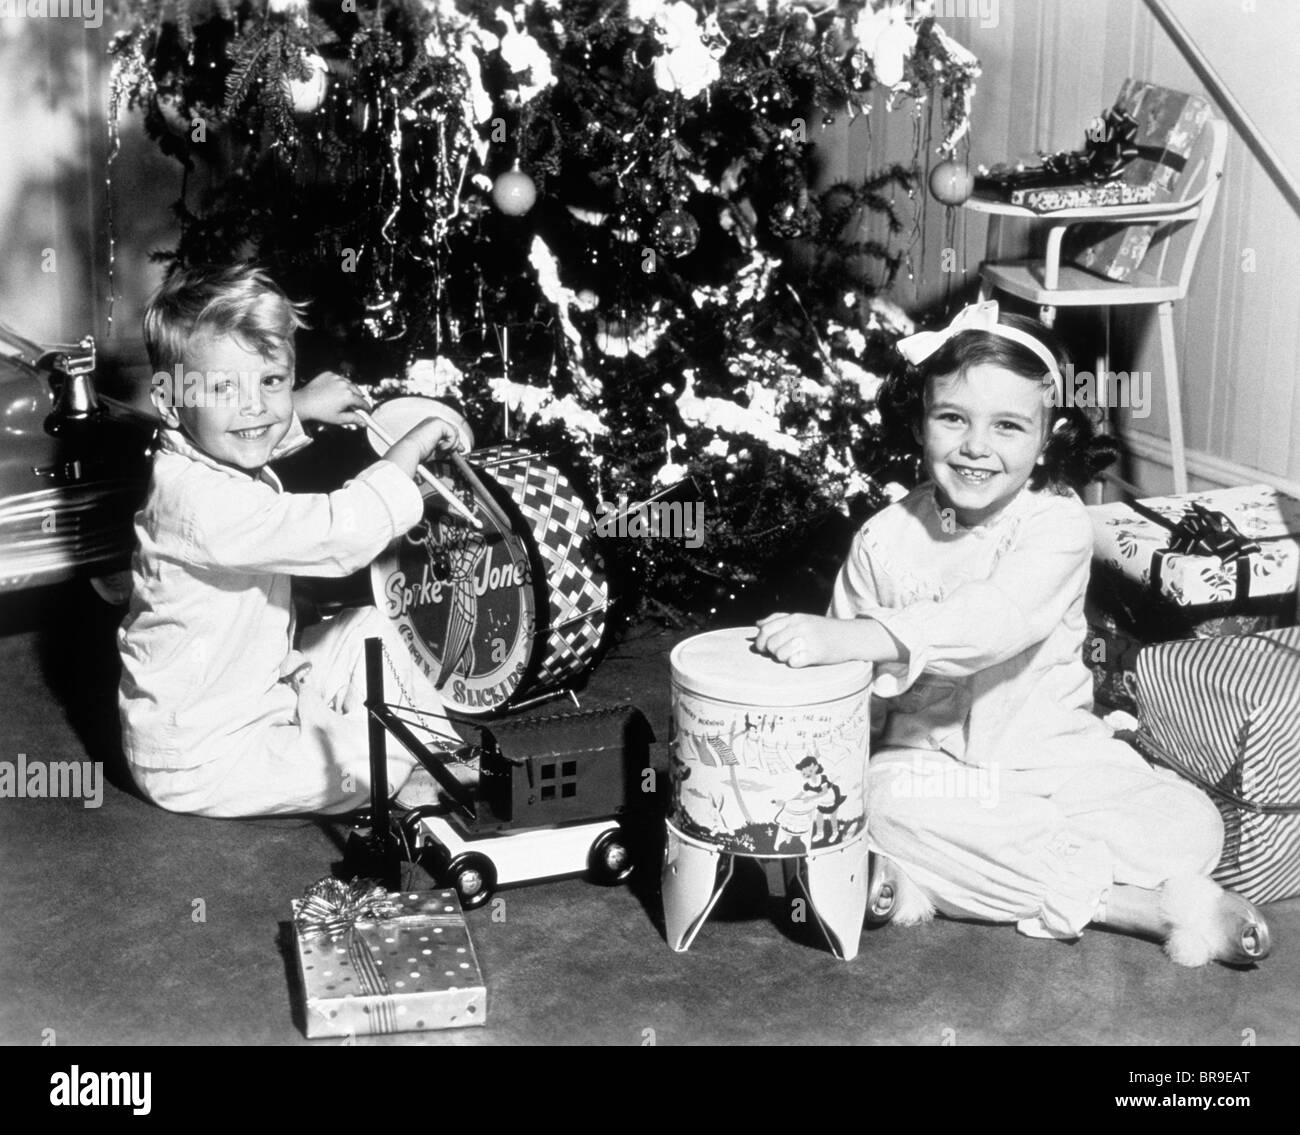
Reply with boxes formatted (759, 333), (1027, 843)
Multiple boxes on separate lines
(669, 627), (872, 857)
(372, 445), (610, 716)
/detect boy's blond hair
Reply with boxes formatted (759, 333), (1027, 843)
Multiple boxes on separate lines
(143, 263), (309, 373)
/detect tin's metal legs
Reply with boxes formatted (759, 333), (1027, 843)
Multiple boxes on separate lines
(783, 836), (870, 961)
(662, 824), (733, 952)
(663, 823), (868, 959)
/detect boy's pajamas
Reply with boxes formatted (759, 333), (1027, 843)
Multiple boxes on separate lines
(119, 422), (454, 817)
(831, 483), (1222, 938)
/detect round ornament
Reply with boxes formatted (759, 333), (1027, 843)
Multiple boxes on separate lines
(928, 159), (974, 206)
(287, 51), (329, 115)
(491, 167), (537, 216)
(652, 208), (700, 258)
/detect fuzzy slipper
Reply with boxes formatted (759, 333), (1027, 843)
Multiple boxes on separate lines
(1160, 875), (1272, 967)
(867, 855), (936, 926)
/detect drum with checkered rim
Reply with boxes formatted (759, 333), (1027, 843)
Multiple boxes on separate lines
(372, 445), (609, 716)
(478, 446), (609, 692)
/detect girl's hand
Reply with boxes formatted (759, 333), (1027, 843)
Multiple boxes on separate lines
(754, 612), (906, 668)
(293, 370), (369, 426)
(754, 613), (862, 667)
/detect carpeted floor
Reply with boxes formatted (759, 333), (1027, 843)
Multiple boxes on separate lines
(2, 582), (1296, 1047)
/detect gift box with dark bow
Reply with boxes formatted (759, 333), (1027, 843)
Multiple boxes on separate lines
(291, 878), (486, 1039)
(1083, 485), (1300, 711)
(974, 80), (1214, 281)
(974, 103), (1158, 212)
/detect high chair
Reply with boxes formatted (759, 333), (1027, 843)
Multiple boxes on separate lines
(969, 114), (1228, 496)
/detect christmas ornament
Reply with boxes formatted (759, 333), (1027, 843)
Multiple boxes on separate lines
(287, 52), (329, 115)
(491, 167), (537, 216)
(156, 93), (189, 137)
(928, 159), (974, 206)
(364, 289), (407, 341)
(268, 0), (308, 12)
(768, 194), (812, 239)
(652, 208), (699, 258)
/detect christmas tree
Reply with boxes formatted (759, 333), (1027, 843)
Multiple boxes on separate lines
(108, 0), (979, 620)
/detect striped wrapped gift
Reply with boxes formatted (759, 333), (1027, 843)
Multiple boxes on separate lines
(1133, 627), (1300, 904)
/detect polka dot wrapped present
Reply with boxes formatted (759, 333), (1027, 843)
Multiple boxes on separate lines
(291, 879), (486, 1039)
(1089, 485), (1300, 613)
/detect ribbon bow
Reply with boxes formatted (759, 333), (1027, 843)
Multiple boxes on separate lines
(293, 877), (402, 941)
(896, 300), (1002, 365)
(1080, 107), (1140, 182)
(1134, 500), (1262, 561)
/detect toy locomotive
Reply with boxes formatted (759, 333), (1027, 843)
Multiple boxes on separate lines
(347, 637), (656, 908)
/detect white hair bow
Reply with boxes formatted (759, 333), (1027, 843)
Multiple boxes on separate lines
(895, 300), (1002, 364)
(895, 300), (1062, 395)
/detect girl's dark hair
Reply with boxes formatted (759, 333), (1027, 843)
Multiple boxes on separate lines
(878, 312), (1119, 494)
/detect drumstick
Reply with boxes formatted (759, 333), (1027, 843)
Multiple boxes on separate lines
(356, 408), (482, 531)
(447, 450), (515, 533)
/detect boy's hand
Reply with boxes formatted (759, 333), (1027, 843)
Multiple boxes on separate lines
(294, 371), (369, 426)
(402, 416), (463, 463)
(383, 417), (464, 482)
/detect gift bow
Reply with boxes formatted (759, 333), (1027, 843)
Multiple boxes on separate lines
(1035, 107), (1140, 183)
(1133, 500), (1262, 561)
(294, 877), (402, 941)
(1081, 107), (1140, 181)
(896, 300), (1001, 365)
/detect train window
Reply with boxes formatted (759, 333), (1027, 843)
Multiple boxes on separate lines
(540, 763), (556, 780)
(561, 783), (576, 798)
(561, 760), (577, 777)
(541, 784), (555, 800)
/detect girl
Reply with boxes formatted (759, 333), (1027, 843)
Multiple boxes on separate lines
(754, 301), (1271, 966)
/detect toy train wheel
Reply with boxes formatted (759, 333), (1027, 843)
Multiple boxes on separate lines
(89, 570), (132, 606)
(588, 828), (634, 886)
(446, 852), (496, 910)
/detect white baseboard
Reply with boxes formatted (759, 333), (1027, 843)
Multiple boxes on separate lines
(1123, 428), (1300, 500)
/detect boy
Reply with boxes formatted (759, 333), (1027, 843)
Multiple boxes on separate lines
(118, 263), (459, 816)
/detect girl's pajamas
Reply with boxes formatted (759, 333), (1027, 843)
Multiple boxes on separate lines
(831, 483), (1222, 938)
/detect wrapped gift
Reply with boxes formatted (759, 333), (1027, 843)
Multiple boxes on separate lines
(1082, 600), (1145, 712)
(1009, 181), (1156, 213)
(292, 879), (486, 1039)
(1085, 485), (1299, 710)
(1083, 594), (1279, 713)
(1133, 627), (1300, 904)
(973, 171), (1156, 212)
(1090, 485), (1300, 611)
(974, 105), (1157, 213)
(1066, 80), (1213, 281)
